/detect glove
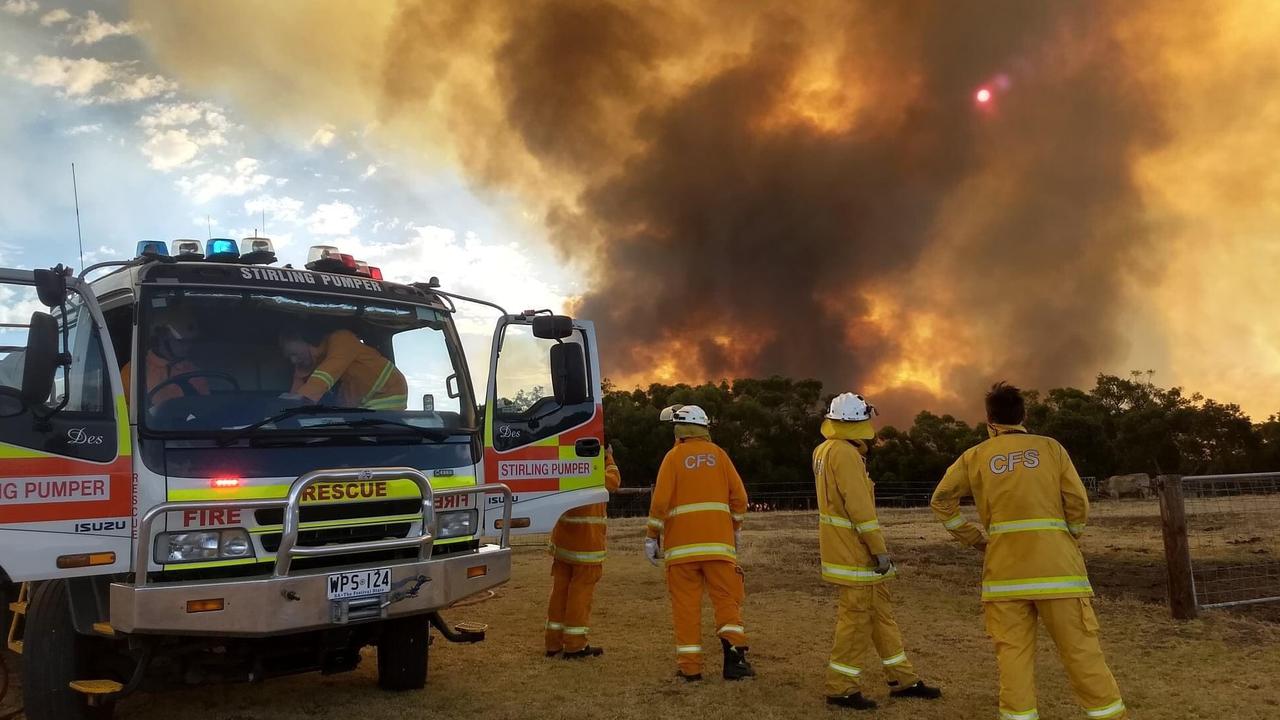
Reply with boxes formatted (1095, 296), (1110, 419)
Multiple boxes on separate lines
(874, 554), (894, 575)
(644, 538), (661, 567)
(974, 538), (989, 553)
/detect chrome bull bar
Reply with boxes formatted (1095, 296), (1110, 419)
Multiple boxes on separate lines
(135, 467), (513, 585)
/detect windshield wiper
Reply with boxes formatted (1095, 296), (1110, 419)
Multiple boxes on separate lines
(215, 404), (372, 446)
(306, 417), (452, 442)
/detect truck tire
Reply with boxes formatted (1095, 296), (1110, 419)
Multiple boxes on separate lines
(376, 615), (430, 691)
(21, 580), (114, 720)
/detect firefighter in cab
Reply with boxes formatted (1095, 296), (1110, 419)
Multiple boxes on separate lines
(543, 444), (622, 659)
(122, 311), (207, 408)
(279, 327), (407, 411)
(645, 404), (754, 683)
(932, 382), (1127, 720)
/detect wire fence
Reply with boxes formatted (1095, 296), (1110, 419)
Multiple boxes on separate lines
(609, 477), (1098, 518)
(1181, 473), (1280, 610)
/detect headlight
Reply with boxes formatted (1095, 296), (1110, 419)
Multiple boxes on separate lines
(435, 509), (478, 539)
(156, 528), (254, 564)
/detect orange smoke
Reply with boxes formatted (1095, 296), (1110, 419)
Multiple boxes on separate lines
(130, 0), (1280, 422)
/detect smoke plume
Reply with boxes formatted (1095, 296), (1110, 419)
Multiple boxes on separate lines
(131, 0), (1280, 423)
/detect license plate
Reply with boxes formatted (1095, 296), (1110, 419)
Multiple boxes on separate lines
(327, 567), (392, 600)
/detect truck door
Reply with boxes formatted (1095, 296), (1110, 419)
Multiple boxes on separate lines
(0, 269), (131, 581)
(483, 314), (605, 534)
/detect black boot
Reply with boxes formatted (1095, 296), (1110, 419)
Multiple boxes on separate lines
(721, 638), (756, 680)
(826, 693), (878, 710)
(889, 680), (943, 699)
(563, 646), (604, 659)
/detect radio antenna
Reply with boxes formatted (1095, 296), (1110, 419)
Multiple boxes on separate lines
(207, 215), (212, 240)
(71, 163), (85, 272)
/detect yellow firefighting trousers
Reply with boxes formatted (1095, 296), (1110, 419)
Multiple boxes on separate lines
(545, 559), (603, 653)
(667, 560), (747, 676)
(825, 584), (920, 696)
(985, 598), (1127, 720)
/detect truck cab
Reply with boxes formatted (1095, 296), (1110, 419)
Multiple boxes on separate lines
(0, 239), (607, 719)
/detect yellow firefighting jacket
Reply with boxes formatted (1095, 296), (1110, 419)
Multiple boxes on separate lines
(292, 329), (407, 410)
(548, 452), (621, 565)
(931, 424), (1092, 602)
(646, 437), (748, 566)
(813, 420), (894, 586)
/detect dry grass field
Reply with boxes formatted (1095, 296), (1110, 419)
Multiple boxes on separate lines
(7, 503), (1280, 719)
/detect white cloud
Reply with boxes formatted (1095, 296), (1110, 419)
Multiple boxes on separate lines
(7, 55), (175, 104)
(137, 102), (231, 170)
(177, 158), (272, 204)
(361, 163), (378, 179)
(38, 7), (67, 25)
(2, 0), (38, 17)
(245, 194), (304, 224)
(141, 129), (200, 170)
(307, 202), (360, 236)
(65, 123), (102, 135)
(65, 10), (138, 46)
(307, 124), (336, 149)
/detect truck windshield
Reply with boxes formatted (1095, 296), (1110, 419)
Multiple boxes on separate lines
(135, 286), (474, 437)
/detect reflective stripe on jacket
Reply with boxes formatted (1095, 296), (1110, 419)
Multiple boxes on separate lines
(549, 459), (621, 565)
(931, 425), (1093, 602)
(645, 438), (748, 566)
(814, 422), (893, 587)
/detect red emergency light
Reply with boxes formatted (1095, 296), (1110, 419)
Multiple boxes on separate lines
(338, 254), (358, 272)
(368, 267), (383, 280)
(211, 477), (241, 489)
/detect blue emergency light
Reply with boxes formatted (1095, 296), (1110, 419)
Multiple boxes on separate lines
(206, 238), (240, 260)
(136, 240), (170, 257)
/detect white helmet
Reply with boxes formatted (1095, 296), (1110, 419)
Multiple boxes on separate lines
(659, 404), (711, 427)
(826, 392), (877, 422)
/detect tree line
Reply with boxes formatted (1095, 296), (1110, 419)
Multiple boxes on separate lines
(602, 373), (1280, 507)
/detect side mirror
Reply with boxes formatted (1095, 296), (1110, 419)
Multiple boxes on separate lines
(549, 342), (588, 406)
(33, 268), (68, 308)
(21, 312), (59, 408)
(531, 315), (574, 340)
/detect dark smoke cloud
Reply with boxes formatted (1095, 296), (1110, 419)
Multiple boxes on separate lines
(467, 0), (1163, 407)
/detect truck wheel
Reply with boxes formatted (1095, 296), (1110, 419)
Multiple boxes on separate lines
(21, 580), (115, 720)
(376, 615), (430, 691)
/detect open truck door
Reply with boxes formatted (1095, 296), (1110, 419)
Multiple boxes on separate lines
(0, 267), (131, 583)
(483, 313), (605, 535)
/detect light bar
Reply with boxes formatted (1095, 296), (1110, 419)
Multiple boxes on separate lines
(136, 240), (169, 257)
(368, 266), (383, 280)
(172, 239), (204, 258)
(307, 245), (340, 264)
(355, 260), (371, 276)
(206, 238), (240, 260)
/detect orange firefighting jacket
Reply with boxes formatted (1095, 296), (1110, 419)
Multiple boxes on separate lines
(548, 451), (621, 565)
(121, 351), (207, 407)
(814, 420), (894, 586)
(292, 329), (407, 410)
(646, 437), (748, 566)
(931, 424), (1093, 602)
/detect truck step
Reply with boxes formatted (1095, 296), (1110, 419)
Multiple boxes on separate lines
(7, 600), (27, 615)
(92, 622), (116, 638)
(70, 679), (123, 695)
(453, 621), (488, 641)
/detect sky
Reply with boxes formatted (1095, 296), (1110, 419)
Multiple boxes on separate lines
(0, 0), (580, 393)
(4, 1), (1280, 428)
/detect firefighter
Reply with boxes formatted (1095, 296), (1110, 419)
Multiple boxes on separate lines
(279, 327), (407, 411)
(121, 313), (207, 407)
(644, 404), (754, 682)
(815, 392), (943, 710)
(931, 382), (1127, 720)
(544, 444), (622, 659)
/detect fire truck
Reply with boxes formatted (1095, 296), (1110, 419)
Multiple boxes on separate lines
(0, 238), (608, 719)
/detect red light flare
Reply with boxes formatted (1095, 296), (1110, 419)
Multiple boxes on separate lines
(975, 87), (993, 104)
